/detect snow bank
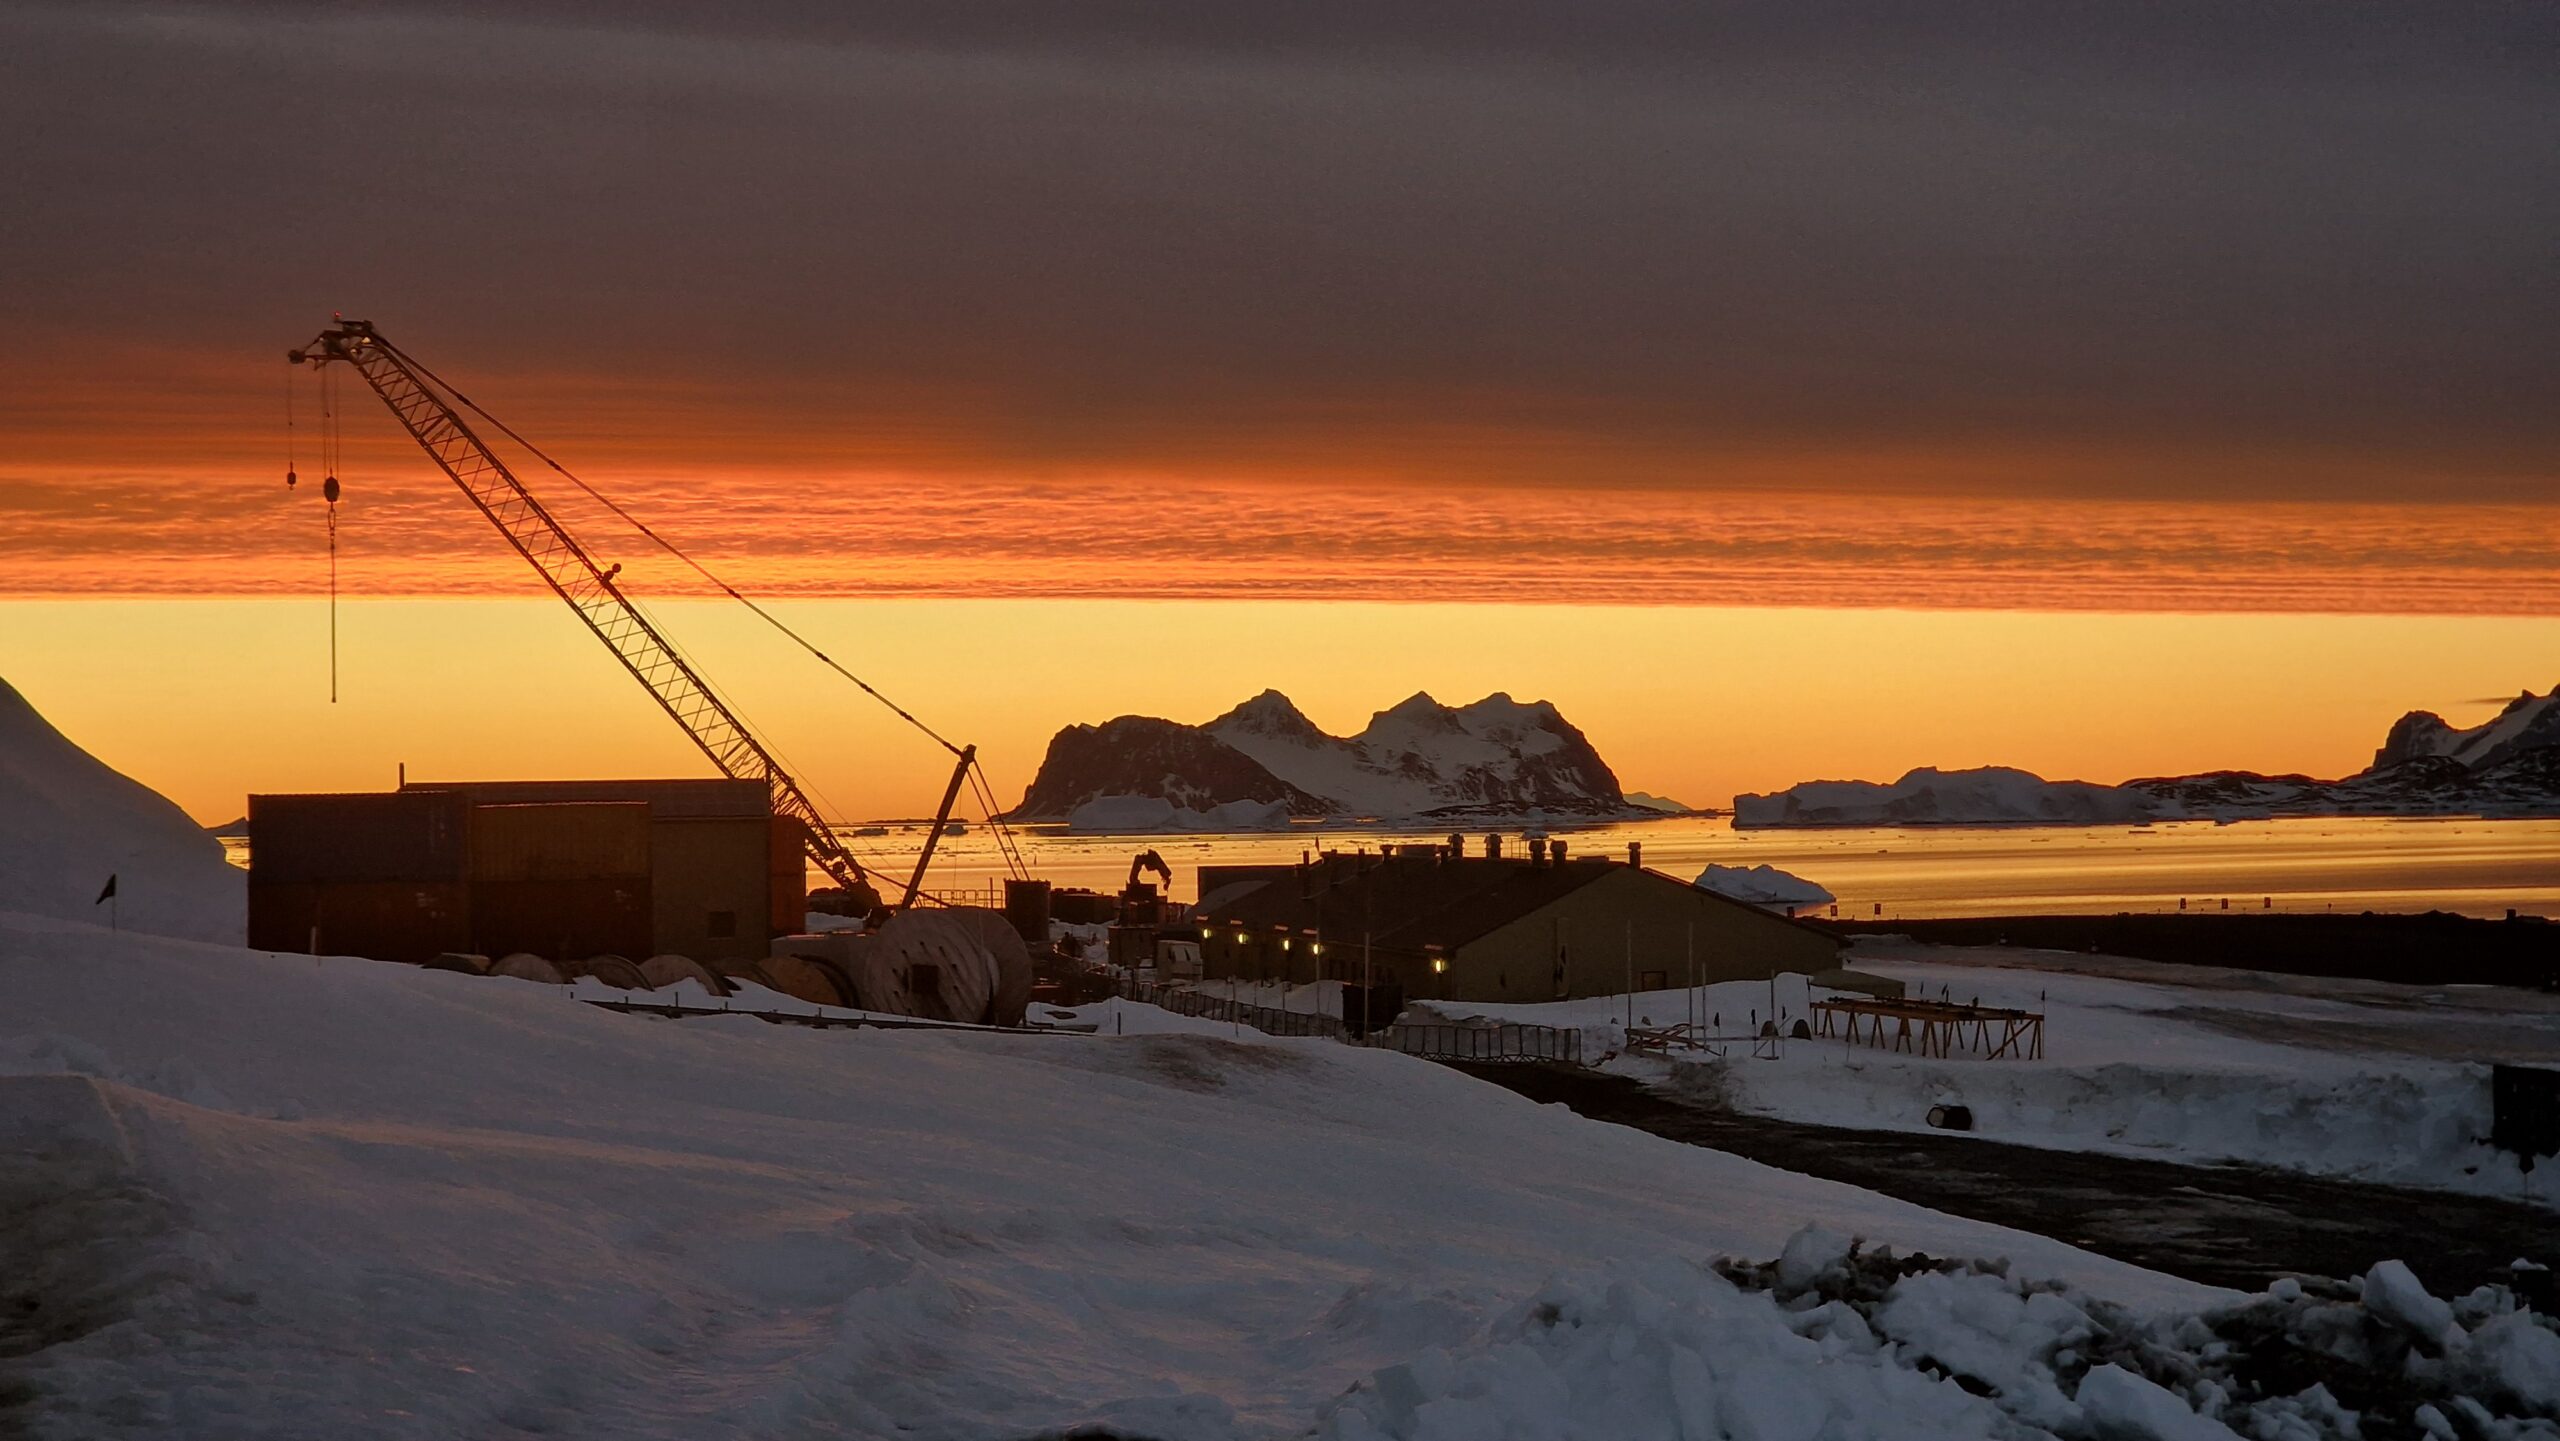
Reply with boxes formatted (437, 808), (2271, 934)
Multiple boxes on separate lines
(0, 911), (2207, 1438)
(1320, 1231), (2560, 1441)
(1065, 793), (1293, 832)
(1694, 862), (1835, 912)
(0, 676), (242, 944)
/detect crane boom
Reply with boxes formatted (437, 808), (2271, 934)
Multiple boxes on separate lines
(289, 319), (883, 911)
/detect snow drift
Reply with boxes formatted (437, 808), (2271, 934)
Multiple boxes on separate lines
(0, 677), (242, 944)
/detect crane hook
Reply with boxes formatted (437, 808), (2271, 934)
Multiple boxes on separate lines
(322, 475), (341, 504)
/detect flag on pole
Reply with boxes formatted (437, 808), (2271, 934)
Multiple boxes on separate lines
(94, 874), (117, 905)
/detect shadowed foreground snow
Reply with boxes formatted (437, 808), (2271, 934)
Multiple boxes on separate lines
(0, 908), (2219, 1440)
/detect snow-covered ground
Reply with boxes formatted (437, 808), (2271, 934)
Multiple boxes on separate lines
(1422, 942), (2560, 1205)
(5, 906), (2228, 1439)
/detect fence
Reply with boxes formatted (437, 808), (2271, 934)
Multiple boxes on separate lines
(1114, 979), (1587, 1063)
(1119, 979), (1349, 1040)
(1373, 1021), (1585, 1066)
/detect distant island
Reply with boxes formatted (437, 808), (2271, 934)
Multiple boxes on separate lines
(1737, 685), (2560, 827)
(1002, 689), (1658, 826)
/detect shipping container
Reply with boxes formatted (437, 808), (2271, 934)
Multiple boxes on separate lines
(468, 802), (651, 882)
(470, 876), (651, 962)
(248, 878), (471, 963)
(248, 791), (469, 884)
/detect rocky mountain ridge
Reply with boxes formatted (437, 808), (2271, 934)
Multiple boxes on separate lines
(1738, 683), (2560, 827)
(1005, 689), (1639, 822)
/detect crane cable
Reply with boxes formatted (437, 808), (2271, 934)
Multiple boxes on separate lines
(378, 339), (968, 758)
(373, 336), (1030, 879)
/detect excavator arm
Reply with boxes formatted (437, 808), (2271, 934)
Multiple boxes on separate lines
(289, 319), (883, 912)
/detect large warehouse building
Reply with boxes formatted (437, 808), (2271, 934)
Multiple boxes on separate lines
(1193, 844), (1845, 1005)
(247, 778), (804, 966)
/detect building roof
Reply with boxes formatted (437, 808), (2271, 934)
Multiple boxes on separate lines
(399, 777), (772, 820)
(1197, 852), (1845, 957)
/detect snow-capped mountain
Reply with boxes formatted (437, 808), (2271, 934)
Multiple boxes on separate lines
(1737, 683), (2560, 827)
(1004, 689), (1640, 821)
(2371, 686), (2560, 771)
(1208, 689), (1629, 818)
(1004, 714), (1334, 820)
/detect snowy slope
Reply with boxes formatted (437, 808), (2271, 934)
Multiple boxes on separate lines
(0, 911), (2213, 1439)
(0, 677), (242, 944)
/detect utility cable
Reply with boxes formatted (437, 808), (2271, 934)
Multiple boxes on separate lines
(378, 339), (966, 758)
(371, 334), (1035, 888)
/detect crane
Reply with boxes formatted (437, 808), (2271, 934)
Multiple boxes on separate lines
(285, 318), (965, 916)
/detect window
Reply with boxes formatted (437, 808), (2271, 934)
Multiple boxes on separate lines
(706, 910), (736, 939)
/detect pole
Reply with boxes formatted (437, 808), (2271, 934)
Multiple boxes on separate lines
(1363, 930), (1373, 1041)
(1686, 923), (1694, 1034)
(1625, 921), (1634, 1028)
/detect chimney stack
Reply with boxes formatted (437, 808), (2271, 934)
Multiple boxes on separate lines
(1484, 832), (1502, 860)
(1530, 836), (1550, 866)
(1627, 841), (1642, 869)
(1551, 839), (1568, 864)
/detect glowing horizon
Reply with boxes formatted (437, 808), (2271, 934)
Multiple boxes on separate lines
(7, 597), (2552, 828)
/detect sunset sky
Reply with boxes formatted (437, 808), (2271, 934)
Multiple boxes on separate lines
(3, 2), (2555, 821)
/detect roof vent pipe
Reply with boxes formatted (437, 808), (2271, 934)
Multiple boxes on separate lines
(1551, 839), (1568, 864)
(1484, 832), (1502, 860)
(1530, 836), (1550, 866)
(1627, 841), (1642, 869)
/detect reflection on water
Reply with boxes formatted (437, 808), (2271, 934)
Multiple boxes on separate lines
(222, 815), (2558, 920)
(838, 814), (2560, 920)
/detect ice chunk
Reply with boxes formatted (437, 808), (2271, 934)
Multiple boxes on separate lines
(2363, 1259), (2459, 1349)
(2456, 1310), (2560, 1415)
(2075, 1364), (2243, 1441)
(1774, 1224), (1853, 1293)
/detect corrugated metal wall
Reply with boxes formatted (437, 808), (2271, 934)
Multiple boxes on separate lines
(249, 791), (469, 884)
(468, 802), (651, 881)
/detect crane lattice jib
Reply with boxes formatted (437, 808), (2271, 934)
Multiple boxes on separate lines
(294, 321), (876, 902)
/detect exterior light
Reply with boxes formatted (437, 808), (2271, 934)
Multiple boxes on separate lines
(1234, 933), (1246, 945)
(1310, 942), (1324, 956)
(1431, 957), (1448, 974)
(1280, 938), (1291, 950)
